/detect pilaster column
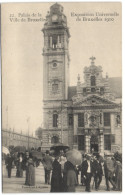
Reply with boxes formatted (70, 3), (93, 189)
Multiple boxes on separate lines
(85, 131), (90, 153)
(99, 130), (104, 156)
(73, 114), (78, 149)
(73, 114), (78, 135)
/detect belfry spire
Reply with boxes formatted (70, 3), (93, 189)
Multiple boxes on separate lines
(90, 56), (96, 66)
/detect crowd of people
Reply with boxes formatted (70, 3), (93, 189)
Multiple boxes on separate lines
(5, 151), (36, 186)
(4, 149), (122, 192)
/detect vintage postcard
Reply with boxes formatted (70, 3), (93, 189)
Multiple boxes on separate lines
(1, 2), (122, 193)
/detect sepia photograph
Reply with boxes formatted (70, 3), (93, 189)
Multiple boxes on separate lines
(1, 2), (122, 193)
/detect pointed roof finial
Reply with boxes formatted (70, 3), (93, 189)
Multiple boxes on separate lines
(77, 74), (80, 81)
(90, 56), (96, 66)
(106, 72), (108, 79)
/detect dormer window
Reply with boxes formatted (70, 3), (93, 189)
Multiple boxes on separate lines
(91, 75), (96, 86)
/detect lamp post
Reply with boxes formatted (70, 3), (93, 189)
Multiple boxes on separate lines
(6, 106), (8, 146)
(61, 102), (63, 143)
(27, 117), (30, 150)
(60, 101), (67, 144)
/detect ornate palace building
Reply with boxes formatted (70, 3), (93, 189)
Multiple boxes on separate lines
(42, 3), (122, 155)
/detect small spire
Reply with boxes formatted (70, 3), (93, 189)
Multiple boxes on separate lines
(77, 74), (80, 81)
(106, 72), (108, 79)
(90, 56), (96, 66)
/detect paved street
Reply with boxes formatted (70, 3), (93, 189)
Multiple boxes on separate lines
(2, 163), (114, 193)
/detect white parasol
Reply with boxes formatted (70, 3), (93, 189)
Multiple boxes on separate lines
(66, 149), (82, 166)
(2, 146), (10, 155)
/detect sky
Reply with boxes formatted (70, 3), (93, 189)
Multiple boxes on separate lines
(1, 2), (122, 135)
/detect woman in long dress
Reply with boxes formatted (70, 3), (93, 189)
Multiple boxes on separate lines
(16, 153), (23, 177)
(50, 156), (62, 192)
(26, 154), (35, 186)
(63, 161), (77, 192)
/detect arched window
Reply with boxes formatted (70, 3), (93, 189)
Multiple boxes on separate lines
(52, 35), (58, 49)
(91, 76), (96, 86)
(52, 83), (58, 92)
(51, 136), (59, 144)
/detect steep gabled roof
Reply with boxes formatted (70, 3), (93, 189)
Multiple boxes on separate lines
(108, 77), (122, 98)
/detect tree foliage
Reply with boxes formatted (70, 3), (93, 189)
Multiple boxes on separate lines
(35, 127), (43, 139)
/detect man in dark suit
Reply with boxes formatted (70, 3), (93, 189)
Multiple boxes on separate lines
(81, 154), (93, 192)
(22, 151), (29, 185)
(93, 156), (103, 190)
(42, 150), (53, 184)
(6, 154), (13, 178)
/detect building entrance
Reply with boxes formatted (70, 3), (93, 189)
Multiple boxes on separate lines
(90, 134), (98, 152)
(78, 135), (85, 150)
(91, 143), (98, 152)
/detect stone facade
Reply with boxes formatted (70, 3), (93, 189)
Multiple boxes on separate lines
(42, 3), (122, 155)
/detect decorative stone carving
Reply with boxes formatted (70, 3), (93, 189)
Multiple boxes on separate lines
(89, 129), (98, 136)
(72, 94), (117, 107)
(88, 111), (100, 128)
(72, 94), (83, 104)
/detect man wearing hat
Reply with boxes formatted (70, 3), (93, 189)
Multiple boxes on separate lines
(93, 155), (103, 190)
(42, 150), (53, 184)
(81, 154), (94, 192)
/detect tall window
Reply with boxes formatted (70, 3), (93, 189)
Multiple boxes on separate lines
(52, 35), (58, 49)
(78, 113), (84, 127)
(104, 113), (110, 126)
(53, 114), (58, 127)
(68, 114), (73, 126)
(49, 35), (61, 49)
(104, 135), (111, 150)
(91, 76), (96, 86)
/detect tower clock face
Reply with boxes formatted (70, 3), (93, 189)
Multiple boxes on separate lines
(52, 14), (58, 22)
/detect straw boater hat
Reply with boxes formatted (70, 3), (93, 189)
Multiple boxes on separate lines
(86, 154), (91, 160)
(86, 154), (91, 157)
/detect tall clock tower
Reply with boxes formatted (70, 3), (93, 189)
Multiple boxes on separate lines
(42, 3), (70, 101)
(42, 3), (70, 147)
